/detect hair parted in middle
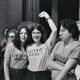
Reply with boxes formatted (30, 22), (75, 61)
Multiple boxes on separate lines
(13, 26), (30, 50)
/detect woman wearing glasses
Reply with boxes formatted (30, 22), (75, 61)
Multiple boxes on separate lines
(26, 11), (57, 80)
(7, 29), (17, 44)
(4, 26), (30, 80)
(0, 29), (17, 80)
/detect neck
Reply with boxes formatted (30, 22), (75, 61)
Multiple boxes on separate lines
(20, 42), (24, 47)
(34, 41), (41, 46)
(64, 38), (74, 46)
(20, 43), (25, 51)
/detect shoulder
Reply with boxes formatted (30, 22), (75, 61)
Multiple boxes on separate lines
(6, 42), (14, 50)
(72, 41), (80, 50)
(55, 41), (62, 46)
(26, 44), (33, 50)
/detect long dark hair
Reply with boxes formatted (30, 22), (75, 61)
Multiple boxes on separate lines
(13, 26), (30, 50)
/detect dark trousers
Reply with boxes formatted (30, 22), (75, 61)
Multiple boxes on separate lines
(9, 67), (27, 80)
(26, 69), (52, 80)
(0, 70), (4, 80)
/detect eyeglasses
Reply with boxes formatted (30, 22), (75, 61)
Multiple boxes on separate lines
(8, 36), (15, 38)
(32, 32), (41, 35)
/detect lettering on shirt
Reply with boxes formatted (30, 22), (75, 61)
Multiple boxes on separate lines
(12, 53), (27, 61)
(27, 48), (43, 56)
(54, 54), (68, 64)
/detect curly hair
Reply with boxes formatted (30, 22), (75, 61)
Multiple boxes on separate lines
(13, 26), (30, 50)
(60, 18), (79, 40)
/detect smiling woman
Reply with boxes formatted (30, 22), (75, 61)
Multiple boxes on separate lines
(26, 11), (57, 80)
(4, 26), (30, 80)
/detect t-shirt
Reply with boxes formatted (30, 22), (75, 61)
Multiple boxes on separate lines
(54, 41), (80, 66)
(51, 41), (80, 80)
(4, 43), (28, 69)
(26, 43), (51, 71)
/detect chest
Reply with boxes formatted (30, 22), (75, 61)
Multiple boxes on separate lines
(11, 48), (27, 60)
(54, 43), (73, 63)
(27, 45), (46, 59)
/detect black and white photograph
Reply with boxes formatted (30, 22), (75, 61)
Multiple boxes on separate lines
(0, 0), (80, 80)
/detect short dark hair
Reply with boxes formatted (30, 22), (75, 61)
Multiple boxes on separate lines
(60, 18), (79, 40)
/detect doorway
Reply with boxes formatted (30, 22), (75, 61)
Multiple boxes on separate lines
(39, 0), (52, 40)
(58, 0), (79, 21)
(58, 0), (79, 36)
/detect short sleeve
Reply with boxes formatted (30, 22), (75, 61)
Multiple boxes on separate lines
(4, 43), (14, 58)
(46, 41), (61, 55)
(68, 46), (80, 60)
(51, 41), (61, 54)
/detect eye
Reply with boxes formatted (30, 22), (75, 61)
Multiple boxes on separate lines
(32, 32), (35, 34)
(8, 36), (15, 38)
(60, 29), (66, 32)
(25, 32), (28, 35)
(32, 32), (41, 34)
(37, 32), (41, 34)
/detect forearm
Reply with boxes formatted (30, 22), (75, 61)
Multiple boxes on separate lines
(55, 59), (78, 80)
(4, 62), (10, 80)
(39, 11), (57, 32)
(47, 18), (57, 32)
(48, 61), (64, 71)
(55, 67), (69, 80)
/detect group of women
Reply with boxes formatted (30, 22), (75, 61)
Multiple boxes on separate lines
(3, 11), (80, 80)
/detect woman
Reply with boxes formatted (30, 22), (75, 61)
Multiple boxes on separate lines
(1, 29), (17, 52)
(7, 29), (17, 44)
(26, 11), (57, 80)
(1, 28), (9, 53)
(75, 21), (80, 80)
(0, 28), (16, 80)
(48, 18), (80, 80)
(4, 26), (30, 80)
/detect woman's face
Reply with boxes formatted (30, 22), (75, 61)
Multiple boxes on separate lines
(32, 29), (41, 43)
(59, 25), (72, 41)
(20, 28), (28, 43)
(8, 32), (15, 42)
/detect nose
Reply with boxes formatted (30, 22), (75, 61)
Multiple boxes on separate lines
(59, 31), (62, 36)
(33, 33), (38, 36)
(21, 33), (25, 38)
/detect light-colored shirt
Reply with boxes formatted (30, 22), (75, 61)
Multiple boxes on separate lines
(51, 41), (80, 80)
(4, 43), (28, 69)
(27, 43), (51, 71)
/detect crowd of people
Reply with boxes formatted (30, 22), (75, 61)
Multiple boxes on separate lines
(0, 11), (80, 80)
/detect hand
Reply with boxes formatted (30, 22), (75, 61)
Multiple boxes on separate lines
(39, 11), (50, 19)
(47, 65), (53, 70)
